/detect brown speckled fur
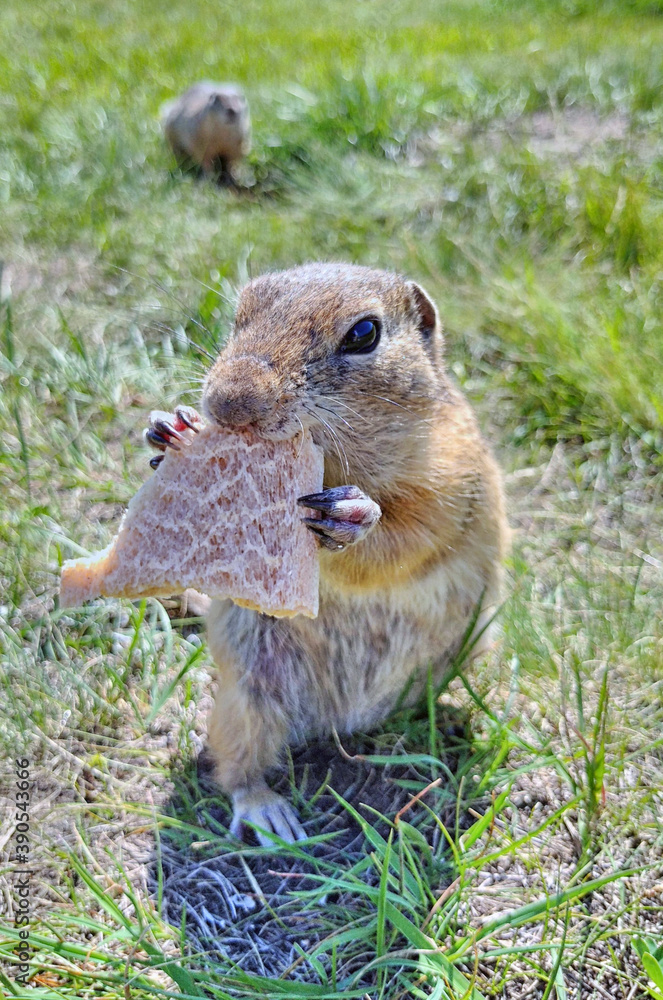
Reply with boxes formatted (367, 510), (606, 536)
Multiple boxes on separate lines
(201, 263), (509, 842)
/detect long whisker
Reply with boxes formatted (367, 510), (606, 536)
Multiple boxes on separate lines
(152, 321), (218, 365)
(361, 391), (438, 427)
(185, 338), (216, 363)
(294, 413), (305, 459)
(318, 395), (369, 423)
(110, 265), (222, 345)
(112, 264), (237, 310)
(304, 403), (350, 479)
(320, 419), (350, 480)
(310, 400), (354, 432)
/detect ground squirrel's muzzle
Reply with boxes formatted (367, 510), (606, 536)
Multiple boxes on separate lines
(203, 355), (280, 429)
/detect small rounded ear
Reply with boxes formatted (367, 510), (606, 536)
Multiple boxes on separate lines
(407, 281), (440, 342)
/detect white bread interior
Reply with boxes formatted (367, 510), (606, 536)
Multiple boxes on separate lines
(60, 424), (324, 618)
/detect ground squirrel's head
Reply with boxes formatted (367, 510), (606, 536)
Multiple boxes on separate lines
(205, 85), (249, 126)
(202, 263), (446, 488)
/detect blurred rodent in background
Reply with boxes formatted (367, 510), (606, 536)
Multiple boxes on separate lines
(162, 81), (251, 184)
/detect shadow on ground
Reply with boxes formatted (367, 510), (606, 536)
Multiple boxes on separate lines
(149, 721), (467, 980)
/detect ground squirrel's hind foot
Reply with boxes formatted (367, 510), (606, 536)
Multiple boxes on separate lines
(231, 786), (306, 846)
(144, 405), (203, 468)
(298, 485), (381, 550)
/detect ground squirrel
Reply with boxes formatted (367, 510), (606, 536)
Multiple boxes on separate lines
(162, 82), (250, 181)
(145, 263), (509, 844)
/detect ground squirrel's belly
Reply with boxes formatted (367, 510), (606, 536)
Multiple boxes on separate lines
(196, 118), (246, 160)
(209, 553), (490, 738)
(298, 571), (476, 734)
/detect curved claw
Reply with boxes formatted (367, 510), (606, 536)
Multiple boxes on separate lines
(174, 405), (201, 432)
(302, 517), (355, 549)
(231, 788), (306, 847)
(144, 406), (203, 468)
(298, 485), (381, 551)
(144, 426), (181, 452)
(152, 419), (185, 444)
(297, 485), (365, 511)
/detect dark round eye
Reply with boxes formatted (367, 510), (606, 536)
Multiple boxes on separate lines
(340, 319), (381, 354)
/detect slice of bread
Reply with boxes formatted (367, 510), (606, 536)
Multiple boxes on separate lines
(60, 424), (324, 618)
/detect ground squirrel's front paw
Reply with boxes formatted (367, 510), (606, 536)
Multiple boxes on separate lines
(298, 485), (381, 551)
(144, 405), (203, 469)
(231, 787), (306, 846)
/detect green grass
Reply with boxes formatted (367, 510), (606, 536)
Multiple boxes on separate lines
(1, 0), (663, 997)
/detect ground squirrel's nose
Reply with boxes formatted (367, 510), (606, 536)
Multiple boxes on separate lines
(203, 356), (280, 429)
